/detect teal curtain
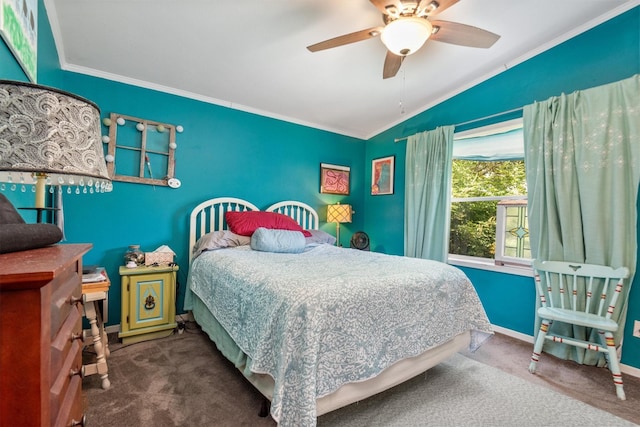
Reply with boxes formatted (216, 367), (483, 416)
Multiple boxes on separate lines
(524, 74), (640, 365)
(404, 126), (454, 261)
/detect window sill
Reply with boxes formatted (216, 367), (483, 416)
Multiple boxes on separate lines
(448, 255), (533, 277)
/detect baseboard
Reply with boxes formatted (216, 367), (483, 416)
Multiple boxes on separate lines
(104, 313), (194, 336)
(105, 324), (120, 335)
(491, 324), (640, 379)
(491, 324), (534, 344)
(621, 362), (640, 378)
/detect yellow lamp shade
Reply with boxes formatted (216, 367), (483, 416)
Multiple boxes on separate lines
(327, 203), (352, 223)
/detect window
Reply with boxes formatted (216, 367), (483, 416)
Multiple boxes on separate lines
(448, 119), (531, 271)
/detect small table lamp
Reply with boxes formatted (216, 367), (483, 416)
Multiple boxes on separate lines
(327, 202), (352, 246)
(0, 80), (112, 222)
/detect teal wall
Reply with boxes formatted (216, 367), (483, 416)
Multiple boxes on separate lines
(1, 1), (365, 325)
(364, 7), (640, 368)
(1, 38), (28, 80)
(2, 3), (639, 369)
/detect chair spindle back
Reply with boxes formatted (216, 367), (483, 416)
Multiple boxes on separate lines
(533, 260), (628, 320)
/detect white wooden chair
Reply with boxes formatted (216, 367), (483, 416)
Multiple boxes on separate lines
(528, 260), (630, 400)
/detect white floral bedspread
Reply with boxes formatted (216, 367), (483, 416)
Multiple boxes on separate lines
(187, 244), (492, 426)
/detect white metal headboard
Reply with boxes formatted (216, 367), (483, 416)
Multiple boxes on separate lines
(188, 197), (259, 263)
(189, 198), (320, 263)
(266, 201), (319, 231)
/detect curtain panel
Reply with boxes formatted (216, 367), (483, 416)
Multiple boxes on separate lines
(523, 74), (640, 365)
(404, 126), (455, 262)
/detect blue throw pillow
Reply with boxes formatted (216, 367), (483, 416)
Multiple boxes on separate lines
(250, 227), (306, 254)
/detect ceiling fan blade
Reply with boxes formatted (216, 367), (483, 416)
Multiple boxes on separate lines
(369, 0), (404, 18)
(429, 20), (500, 48)
(307, 27), (383, 52)
(417, 0), (460, 16)
(383, 51), (403, 79)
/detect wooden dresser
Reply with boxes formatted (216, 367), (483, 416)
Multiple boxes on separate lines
(0, 244), (91, 427)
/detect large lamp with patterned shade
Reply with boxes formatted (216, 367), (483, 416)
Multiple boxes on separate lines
(0, 80), (112, 222)
(326, 202), (352, 247)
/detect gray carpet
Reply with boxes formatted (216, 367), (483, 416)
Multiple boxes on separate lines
(83, 327), (638, 426)
(318, 353), (636, 426)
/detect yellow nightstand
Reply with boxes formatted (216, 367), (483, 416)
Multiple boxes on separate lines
(118, 264), (178, 345)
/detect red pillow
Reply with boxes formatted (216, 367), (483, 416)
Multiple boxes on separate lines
(225, 211), (312, 237)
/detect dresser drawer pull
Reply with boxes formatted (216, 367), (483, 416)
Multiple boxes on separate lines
(69, 294), (83, 306)
(69, 367), (83, 378)
(70, 414), (86, 426)
(70, 332), (83, 342)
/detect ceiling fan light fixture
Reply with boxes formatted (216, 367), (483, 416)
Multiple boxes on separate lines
(381, 16), (433, 56)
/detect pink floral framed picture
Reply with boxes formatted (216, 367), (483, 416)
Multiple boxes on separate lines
(320, 163), (350, 195)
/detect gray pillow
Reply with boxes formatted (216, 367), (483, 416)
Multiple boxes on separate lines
(250, 227), (306, 254)
(0, 194), (63, 253)
(305, 229), (336, 246)
(0, 194), (25, 224)
(0, 223), (63, 254)
(192, 230), (251, 259)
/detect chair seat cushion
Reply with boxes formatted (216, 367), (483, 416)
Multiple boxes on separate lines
(538, 307), (618, 332)
(0, 223), (63, 254)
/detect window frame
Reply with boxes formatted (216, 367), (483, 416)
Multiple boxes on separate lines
(447, 119), (532, 276)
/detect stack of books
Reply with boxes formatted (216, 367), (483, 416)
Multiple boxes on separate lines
(82, 266), (109, 292)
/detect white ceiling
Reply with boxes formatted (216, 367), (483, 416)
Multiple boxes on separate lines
(45, 0), (637, 139)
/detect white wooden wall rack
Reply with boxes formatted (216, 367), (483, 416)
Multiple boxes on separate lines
(104, 113), (179, 187)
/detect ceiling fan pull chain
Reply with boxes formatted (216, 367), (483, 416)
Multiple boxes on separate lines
(399, 70), (406, 115)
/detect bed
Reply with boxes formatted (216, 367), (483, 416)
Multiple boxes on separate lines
(184, 197), (493, 427)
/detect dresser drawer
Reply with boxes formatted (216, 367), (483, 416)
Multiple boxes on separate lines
(51, 306), (82, 378)
(50, 268), (83, 340)
(50, 338), (82, 425)
(54, 375), (84, 427)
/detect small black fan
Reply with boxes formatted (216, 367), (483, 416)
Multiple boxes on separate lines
(350, 231), (370, 251)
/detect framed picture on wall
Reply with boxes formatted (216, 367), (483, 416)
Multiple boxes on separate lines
(320, 163), (350, 195)
(0, 0), (38, 82)
(371, 155), (394, 195)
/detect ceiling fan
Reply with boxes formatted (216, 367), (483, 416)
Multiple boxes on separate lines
(307, 0), (500, 79)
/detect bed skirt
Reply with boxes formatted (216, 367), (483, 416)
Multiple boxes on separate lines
(190, 293), (471, 418)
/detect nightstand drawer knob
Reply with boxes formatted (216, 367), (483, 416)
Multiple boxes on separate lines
(70, 414), (86, 426)
(69, 294), (83, 306)
(70, 332), (83, 342)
